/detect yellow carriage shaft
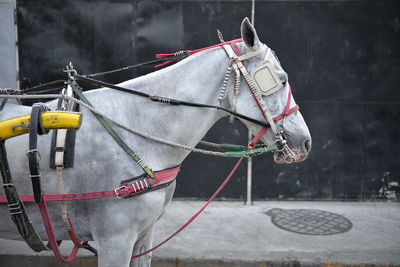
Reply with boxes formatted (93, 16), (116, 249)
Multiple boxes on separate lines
(0, 111), (82, 141)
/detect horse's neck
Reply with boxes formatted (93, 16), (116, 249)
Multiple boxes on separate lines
(85, 48), (229, 171)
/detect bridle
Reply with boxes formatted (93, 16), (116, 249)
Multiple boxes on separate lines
(218, 38), (299, 163)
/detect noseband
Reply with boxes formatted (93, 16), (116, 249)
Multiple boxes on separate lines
(219, 40), (299, 163)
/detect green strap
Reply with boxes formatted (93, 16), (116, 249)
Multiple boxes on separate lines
(224, 145), (277, 157)
(69, 81), (154, 178)
(220, 143), (247, 152)
(220, 143), (269, 152)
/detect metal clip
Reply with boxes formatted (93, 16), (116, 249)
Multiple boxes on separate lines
(217, 29), (225, 43)
(274, 132), (296, 164)
(274, 132), (286, 150)
(63, 62), (78, 81)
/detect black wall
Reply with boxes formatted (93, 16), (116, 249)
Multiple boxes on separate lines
(17, 0), (400, 200)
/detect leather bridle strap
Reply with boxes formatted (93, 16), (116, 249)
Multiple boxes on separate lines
(75, 74), (270, 128)
(249, 126), (269, 148)
(271, 84), (299, 122)
(229, 43), (280, 135)
(247, 87), (299, 149)
(226, 43), (299, 159)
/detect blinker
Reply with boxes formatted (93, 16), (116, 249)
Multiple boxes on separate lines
(250, 61), (283, 96)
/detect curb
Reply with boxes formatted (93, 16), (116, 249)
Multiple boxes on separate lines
(1, 255), (399, 267)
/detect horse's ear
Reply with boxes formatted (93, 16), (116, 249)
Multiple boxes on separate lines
(241, 17), (261, 49)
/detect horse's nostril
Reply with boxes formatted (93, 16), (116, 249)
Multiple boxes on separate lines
(304, 139), (311, 153)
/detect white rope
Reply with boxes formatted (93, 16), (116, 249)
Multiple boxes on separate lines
(198, 140), (222, 149)
(2, 94), (227, 157)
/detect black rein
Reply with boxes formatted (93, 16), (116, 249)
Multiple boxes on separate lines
(75, 74), (269, 128)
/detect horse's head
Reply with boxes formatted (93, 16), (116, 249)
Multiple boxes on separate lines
(227, 18), (311, 163)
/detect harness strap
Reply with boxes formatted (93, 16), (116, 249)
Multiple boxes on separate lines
(0, 166), (181, 203)
(0, 141), (49, 252)
(52, 83), (77, 168)
(27, 103), (50, 204)
(56, 166), (84, 247)
(23, 141), (179, 263)
(249, 126), (269, 149)
(247, 88), (298, 149)
(37, 200), (80, 263)
(68, 80), (155, 178)
(235, 45), (267, 62)
(271, 84), (299, 122)
(25, 103), (81, 262)
(155, 39), (243, 59)
(51, 85), (89, 250)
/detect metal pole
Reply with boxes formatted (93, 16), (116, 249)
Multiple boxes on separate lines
(246, 131), (253, 205)
(251, 0), (255, 26)
(246, 0), (256, 206)
(13, 0), (20, 92)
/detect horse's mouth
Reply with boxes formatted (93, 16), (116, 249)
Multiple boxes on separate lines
(273, 144), (307, 164)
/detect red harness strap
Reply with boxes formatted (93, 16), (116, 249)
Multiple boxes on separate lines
(247, 90), (298, 149)
(154, 39), (243, 68)
(38, 201), (80, 263)
(230, 43), (269, 122)
(0, 166), (180, 262)
(271, 84), (299, 122)
(0, 166), (181, 203)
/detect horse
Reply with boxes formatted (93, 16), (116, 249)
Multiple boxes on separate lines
(0, 18), (311, 267)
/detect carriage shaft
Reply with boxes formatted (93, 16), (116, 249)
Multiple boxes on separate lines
(0, 111), (82, 141)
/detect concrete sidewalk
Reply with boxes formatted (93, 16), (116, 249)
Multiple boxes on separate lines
(0, 201), (399, 266)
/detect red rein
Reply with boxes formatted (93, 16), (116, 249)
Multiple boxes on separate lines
(154, 39), (243, 68)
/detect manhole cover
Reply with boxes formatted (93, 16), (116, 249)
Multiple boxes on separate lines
(265, 208), (352, 235)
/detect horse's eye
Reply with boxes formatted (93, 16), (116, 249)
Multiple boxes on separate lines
(272, 50), (281, 66)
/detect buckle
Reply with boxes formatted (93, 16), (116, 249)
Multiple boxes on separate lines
(8, 201), (23, 215)
(114, 185), (126, 199)
(27, 148), (41, 160)
(114, 178), (151, 199)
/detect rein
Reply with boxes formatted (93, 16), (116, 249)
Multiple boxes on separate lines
(130, 127), (268, 260)
(74, 74), (269, 128)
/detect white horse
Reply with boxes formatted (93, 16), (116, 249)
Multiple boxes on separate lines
(0, 18), (311, 267)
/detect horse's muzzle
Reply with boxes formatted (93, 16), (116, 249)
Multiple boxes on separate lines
(273, 137), (311, 164)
